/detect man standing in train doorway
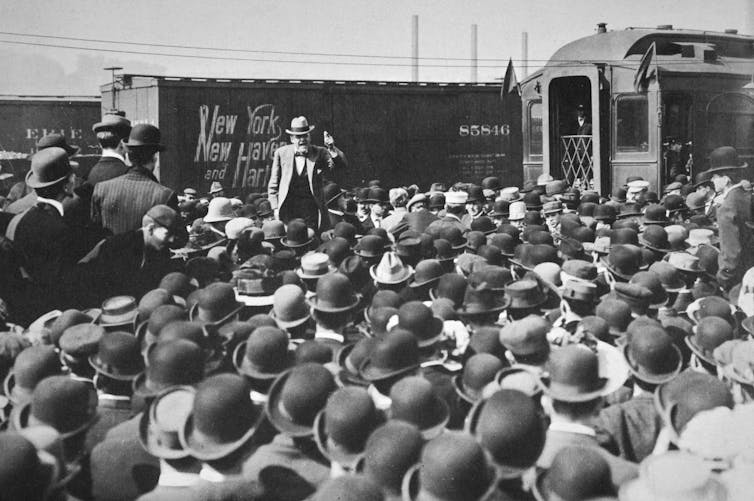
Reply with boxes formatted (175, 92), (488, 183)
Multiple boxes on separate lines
(268, 116), (347, 231)
(575, 104), (592, 135)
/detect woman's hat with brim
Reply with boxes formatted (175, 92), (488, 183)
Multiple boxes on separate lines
(286, 116), (315, 136)
(139, 386), (196, 460)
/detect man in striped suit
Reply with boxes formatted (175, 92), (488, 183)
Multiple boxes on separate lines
(91, 124), (178, 235)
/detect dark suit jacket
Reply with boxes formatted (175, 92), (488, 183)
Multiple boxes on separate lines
(268, 144), (346, 229)
(90, 414), (160, 501)
(537, 429), (638, 489)
(242, 434), (330, 489)
(87, 155), (129, 185)
(576, 121), (593, 135)
(593, 393), (661, 463)
(91, 167), (178, 235)
(716, 184), (753, 289)
(78, 229), (178, 305)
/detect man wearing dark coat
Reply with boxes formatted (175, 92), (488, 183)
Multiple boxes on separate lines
(87, 113), (132, 185)
(708, 146), (753, 291)
(91, 124), (178, 235)
(268, 116), (347, 231)
(78, 205), (182, 306)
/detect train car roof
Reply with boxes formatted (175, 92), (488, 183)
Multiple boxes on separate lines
(536, 27), (754, 77)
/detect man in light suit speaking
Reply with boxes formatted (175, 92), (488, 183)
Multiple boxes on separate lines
(268, 116), (347, 230)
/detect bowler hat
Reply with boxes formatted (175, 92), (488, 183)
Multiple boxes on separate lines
(179, 374), (264, 460)
(359, 329), (420, 382)
(124, 124), (165, 151)
(233, 326), (293, 380)
(643, 204), (669, 226)
(286, 116), (315, 135)
(687, 296), (735, 325)
(133, 339), (204, 398)
(440, 226), (467, 250)
(706, 145), (748, 175)
(468, 265), (513, 292)
(364, 187), (388, 204)
(488, 233), (517, 257)
(92, 113), (131, 138)
(490, 200), (510, 218)
(389, 376), (448, 439)
(402, 431), (494, 501)
(395, 301), (443, 348)
(365, 289), (402, 324)
(159, 272), (197, 299)
(624, 326), (682, 385)
(686, 316), (734, 366)
(0, 432), (61, 499)
(524, 191), (543, 210)
(313, 387), (383, 466)
(308, 273), (360, 313)
(467, 326), (507, 360)
(89, 331), (145, 381)
(629, 271), (668, 308)
(456, 282), (510, 318)
(465, 388), (546, 469)
(37, 132), (79, 157)
(428, 193), (445, 209)
(409, 259), (443, 289)
(470, 216), (496, 235)
(534, 446), (614, 501)
(648, 261), (685, 291)
(270, 284), (310, 329)
(453, 353), (504, 404)
(281, 220), (314, 248)
(335, 337), (377, 387)
(481, 176), (501, 191)
(510, 244), (558, 271)
(190, 283), (243, 325)
(4, 346), (62, 406)
(362, 420), (423, 496)
(541, 345), (608, 402)
(593, 204), (616, 222)
(138, 385), (196, 459)
(499, 316), (551, 359)
(639, 225), (671, 253)
(355, 235), (387, 259)
(12, 376), (98, 439)
(466, 185), (484, 203)
(25, 147), (71, 188)
(429, 273), (467, 306)
(262, 220), (286, 241)
(602, 244), (642, 280)
(265, 363), (336, 437)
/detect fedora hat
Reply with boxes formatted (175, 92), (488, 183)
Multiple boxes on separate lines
(124, 124), (165, 151)
(505, 279), (547, 310)
(92, 113), (131, 138)
(179, 374), (264, 461)
(265, 363), (336, 437)
(281, 220), (314, 248)
(361, 420), (423, 496)
(313, 387), (384, 467)
(286, 116), (315, 135)
(4, 346), (62, 407)
(706, 145), (748, 175)
(402, 431), (495, 501)
(389, 376), (448, 440)
(619, 452), (727, 501)
(686, 316), (734, 366)
(540, 345), (608, 402)
(370, 252), (414, 285)
(233, 326), (293, 380)
(12, 376), (98, 439)
(270, 284), (310, 329)
(533, 446), (614, 501)
(190, 283), (243, 325)
(456, 282), (510, 318)
(89, 331), (145, 381)
(133, 339), (204, 398)
(307, 273), (360, 313)
(453, 353), (504, 404)
(37, 133), (79, 157)
(203, 197), (234, 223)
(138, 385), (196, 459)
(395, 301), (443, 348)
(99, 296), (138, 329)
(25, 148), (71, 188)
(624, 325), (682, 385)
(359, 328), (420, 382)
(465, 388), (546, 470)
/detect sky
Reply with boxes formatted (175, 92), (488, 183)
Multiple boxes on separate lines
(0, 0), (751, 96)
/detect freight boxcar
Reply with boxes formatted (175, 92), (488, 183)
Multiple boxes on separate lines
(0, 96), (101, 186)
(101, 77), (522, 196)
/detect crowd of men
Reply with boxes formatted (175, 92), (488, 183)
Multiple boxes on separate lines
(0, 112), (752, 500)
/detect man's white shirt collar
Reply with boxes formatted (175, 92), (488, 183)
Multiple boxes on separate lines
(101, 150), (127, 163)
(36, 196), (64, 217)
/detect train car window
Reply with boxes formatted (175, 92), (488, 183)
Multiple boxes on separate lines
(528, 101), (543, 160)
(616, 95), (649, 153)
(706, 93), (754, 156)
